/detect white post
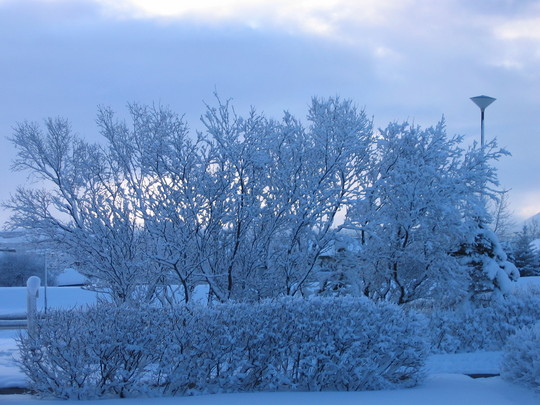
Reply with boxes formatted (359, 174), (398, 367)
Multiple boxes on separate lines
(27, 276), (41, 337)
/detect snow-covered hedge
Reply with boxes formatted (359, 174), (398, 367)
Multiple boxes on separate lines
(17, 306), (161, 399)
(501, 322), (540, 392)
(429, 294), (540, 353)
(17, 297), (428, 399)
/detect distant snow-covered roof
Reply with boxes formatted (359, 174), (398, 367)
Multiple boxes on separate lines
(56, 268), (87, 286)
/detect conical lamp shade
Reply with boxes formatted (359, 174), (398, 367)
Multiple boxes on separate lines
(470, 95), (496, 111)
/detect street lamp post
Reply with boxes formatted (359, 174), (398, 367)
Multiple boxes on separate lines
(470, 95), (496, 147)
(44, 252), (48, 314)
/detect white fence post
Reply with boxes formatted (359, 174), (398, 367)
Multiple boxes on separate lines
(27, 276), (41, 337)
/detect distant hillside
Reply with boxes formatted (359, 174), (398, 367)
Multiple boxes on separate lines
(0, 231), (31, 253)
(525, 212), (540, 225)
(522, 212), (540, 236)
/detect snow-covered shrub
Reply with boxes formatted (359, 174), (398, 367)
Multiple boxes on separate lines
(17, 306), (163, 399)
(501, 322), (540, 392)
(18, 297), (429, 399)
(159, 298), (428, 394)
(429, 293), (540, 353)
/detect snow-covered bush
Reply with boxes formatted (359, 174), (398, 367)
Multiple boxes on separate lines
(501, 322), (540, 392)
(429, 293), (540, 353)
(159, 298), (428, 394)
(17, 306), (163, 399)
(18, 297), (428, 399)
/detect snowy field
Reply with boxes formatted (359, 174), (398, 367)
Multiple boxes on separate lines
(0, 285), (211, 318)
(1, 281), (539, 404)
(1, 277), (537, 317)
(0, 287), (102, 318)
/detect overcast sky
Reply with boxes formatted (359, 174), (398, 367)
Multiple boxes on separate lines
(1, 0), (539, 227)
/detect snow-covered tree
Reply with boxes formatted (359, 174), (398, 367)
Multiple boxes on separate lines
(192, 96), (373, 300)
(449, 142), (520, 303)
(95, 104), (207, 303)
(511, 225), (540, 277)
(188, 99), (281, 301)
(455, 225), (519, 303)
(4, 118), (158, 304)
(4, 97), (373, 303)
(346, 120), (511, 306)
(263, 98), (373, 297)
(4, 98), (513, 306)
(488, 189), (515, 241)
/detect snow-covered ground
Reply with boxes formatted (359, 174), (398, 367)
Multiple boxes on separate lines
(0, 284), (209, 318)
(513, 276), (540, 295)
(0, 374), (538, 404)
(0, 330), (24, 391)
(0, 287), (102, 318)
(0, 276), (534, 318)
